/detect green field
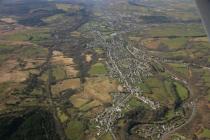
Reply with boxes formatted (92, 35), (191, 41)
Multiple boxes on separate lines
(94, 48), (104, 54)
(167, 63), (189, 78)
(56, 3), (80, 12)
(99, 133), (113, 140)
(79, 100), (101, 112)
(42, 14), (65, 23)
(40, 70), (49, 81)
(52, 65), (66, 81)
(139, 73), (189, 107)
(208, 90), (210, 102)
(164, 50), (188, 60)
(18, 46), (48, 59)
(4, 28), (50, 43)
(0, 45), (17, 63)
(89, 63), (107, 76)
(127, 97), (144, 109)
(141, 76), (175, 106)
(57, 108), (69, 123)
(0, 82), (11, 94)
(0, 42), (48, 61)
(138, 82), (152, 93)
(174, 82), (189, 101)
(147, 24), (205, 37)
(160, 37), (187, 50)
(202, 70), (210, 84)
(0, 54), (7, 64)
(65, 120), (85, 140)
(199, 128), (210, 139)
(0, 45), (16, 54)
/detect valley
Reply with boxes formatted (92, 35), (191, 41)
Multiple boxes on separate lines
(0, 0), (209, 140)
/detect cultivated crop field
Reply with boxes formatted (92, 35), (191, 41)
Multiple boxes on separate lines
(0, 0), (209, 140)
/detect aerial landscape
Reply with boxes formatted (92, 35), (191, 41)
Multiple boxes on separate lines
(0, 0), (210, 140)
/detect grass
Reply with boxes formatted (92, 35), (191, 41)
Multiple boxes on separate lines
(142, 76), (175, 106)
(18, 46), (48, 59)
(94, 48), (104, 54)
(164, 80), (173, 95)
(126, 97), (150, 111)
(165, 110), (176, 120)
(0, 45), (48, 62)
(0, 55), (8, 64)
(147, 24), (205, 37)
(31, 88), (43, 96)
(151, 88), (172, 104)
(42, 14), (64, 23)
(70, 77), (117, 105)
(202, 70), (210, 84)
(164, 50), (188, 60)
(138, 82), (152, 93)
(146, 77), (162, 88)
(152, 63), (165, 72)
(127, 97), (143, 109)
(140, 72), (188, 106)
(99, 133), (113, 140)
(174, 82), (189, 101)
(4, 28), (50, 43)
(56, 3), (80, 12)
(142, 37), (187, 51)
(57, 108), (69, 123)
(52, 65), (66, 81)
(79, 100), (101, 112)
(0, 82), (11, 94)
(89, 63), (107, 76)
(40, 70), (49, 81)
(167, 9), (199, 21)
(208, 90), (210, 102)
(161, 37), (187, 50)
(0, 44), (48, 64)
(0, 45), (16, 54)
(70, 96), (90, 108)
(117, 119), (126, 128)
(0, 45), (17, 63)
(167, 63), (189, 78)
(199, 128), (210, 139)
(70, 31), (81, 38)
(65, 120), (85, 140)
(51, 79), (80, 95)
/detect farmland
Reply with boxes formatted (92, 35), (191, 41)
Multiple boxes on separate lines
(0, 0), (210, 140)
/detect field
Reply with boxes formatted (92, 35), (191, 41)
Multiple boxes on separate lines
(70, 77), (118, 106)
(0, 44), (17, 63)
(143, 37), (187, 51)
(51, 79), (81, 96)
(52, 51), (78, 78)
(2, 28), (50, 43)
(52, 65), (67, 81)
(0, 82), (12, 94)
(89, 63), (107, 76)
(146, 24), (205, 37)
(56, 3), (81, 12)
(99, 133), (113, 140)
(167, 63), (189, 78)
(0, 0), (210, 140)
(140, 76), (175, 106)
(174, 82), (189, 101)
(65, 120), (85, 140)
(198, 128), (210, 139)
